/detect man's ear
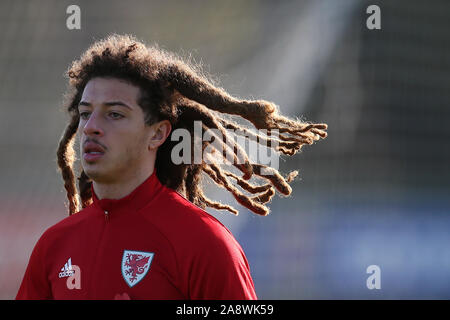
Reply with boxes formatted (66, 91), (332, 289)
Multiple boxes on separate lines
(148, 120), (172, 150)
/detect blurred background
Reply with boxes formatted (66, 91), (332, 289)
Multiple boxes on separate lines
(1, 0), (449, 299)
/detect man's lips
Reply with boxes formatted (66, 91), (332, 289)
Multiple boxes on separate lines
(83, 152), (104, 161)
(83, 141), (106, 153)
(83, 141), (106, 161)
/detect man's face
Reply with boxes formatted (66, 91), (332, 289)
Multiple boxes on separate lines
(77, 77), (154, 184)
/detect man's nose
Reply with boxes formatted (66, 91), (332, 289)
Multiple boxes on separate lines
(82, 112), (104, 136)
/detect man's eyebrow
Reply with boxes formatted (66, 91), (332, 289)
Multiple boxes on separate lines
(78, 101), (133, 110)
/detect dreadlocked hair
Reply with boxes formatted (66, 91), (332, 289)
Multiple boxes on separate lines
(57, 34), (328, 216)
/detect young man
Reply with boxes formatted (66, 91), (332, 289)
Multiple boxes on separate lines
(16, 34), (327, 299)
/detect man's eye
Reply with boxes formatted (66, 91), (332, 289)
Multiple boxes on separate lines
(79, 112), (90, 119)
(109, 112), (124, 119)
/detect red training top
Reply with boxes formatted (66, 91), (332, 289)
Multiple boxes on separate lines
(16, 170), (257, 300)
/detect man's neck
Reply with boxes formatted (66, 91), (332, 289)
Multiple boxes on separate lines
(92, 169), (154, 200)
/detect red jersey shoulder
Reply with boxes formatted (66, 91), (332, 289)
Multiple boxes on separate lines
(38, 205), (96, 244)
(143, 186), (241, 251)
(152, 186), (231, 231)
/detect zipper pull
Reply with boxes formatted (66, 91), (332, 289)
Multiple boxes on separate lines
(104, 210), (109, 221)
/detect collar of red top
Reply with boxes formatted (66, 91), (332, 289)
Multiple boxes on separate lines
(91, 170), (163, 214)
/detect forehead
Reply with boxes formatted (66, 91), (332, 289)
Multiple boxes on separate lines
(81, 77), (140, 105)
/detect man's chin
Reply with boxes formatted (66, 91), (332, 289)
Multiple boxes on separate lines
(82, 167), (111, 184)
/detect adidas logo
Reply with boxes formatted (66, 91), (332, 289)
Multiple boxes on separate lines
(59, 258), (75, 278)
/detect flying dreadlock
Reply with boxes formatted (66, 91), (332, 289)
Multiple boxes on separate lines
(57, 34), (328, 217)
